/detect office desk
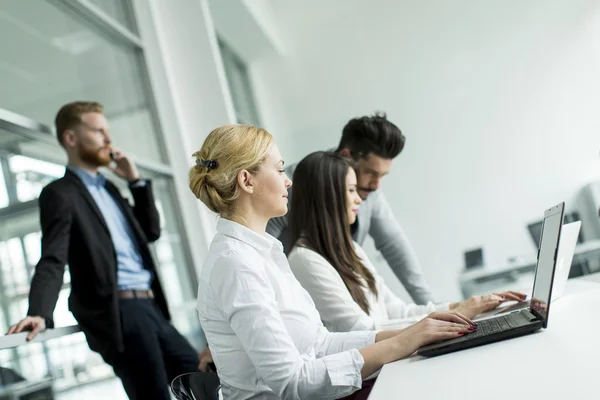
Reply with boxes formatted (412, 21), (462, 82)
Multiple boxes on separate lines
(368, 280), (600, 400)
(579, 270), (600, 284)
(459, 240), (600, 298)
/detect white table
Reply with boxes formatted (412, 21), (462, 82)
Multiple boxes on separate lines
(368, 279), (600, 399)
(579, 270), (600, 284)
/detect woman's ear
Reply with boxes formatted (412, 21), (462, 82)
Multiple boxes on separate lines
(237, 170), (255, 194)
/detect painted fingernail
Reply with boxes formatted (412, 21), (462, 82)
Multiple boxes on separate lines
(468, 326), (476, 331)
(458, 332), (465, 335)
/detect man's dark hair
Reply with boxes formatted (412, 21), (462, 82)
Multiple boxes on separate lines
(336, 112), (405, 160)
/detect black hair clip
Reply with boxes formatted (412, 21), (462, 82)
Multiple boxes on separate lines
(196, 158), (218, 170)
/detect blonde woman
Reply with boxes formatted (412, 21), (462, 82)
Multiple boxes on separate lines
(190, 125), (476, 400)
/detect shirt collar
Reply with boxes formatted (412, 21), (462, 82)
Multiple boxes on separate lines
(217, 218), (283, 254)
(67, 165), (106, 187)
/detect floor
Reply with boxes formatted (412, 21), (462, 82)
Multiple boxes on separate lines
(55, 377), (127, 400)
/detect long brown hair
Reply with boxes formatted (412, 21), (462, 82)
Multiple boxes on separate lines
(290, 151), (378, 314)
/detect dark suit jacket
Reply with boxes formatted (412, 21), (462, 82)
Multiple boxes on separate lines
(27, 169), (170, 355)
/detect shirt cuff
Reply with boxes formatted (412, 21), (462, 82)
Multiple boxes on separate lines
(434, 302), (451, 312)
(322, 348), (364, 389)
(129, 179), (147, 188)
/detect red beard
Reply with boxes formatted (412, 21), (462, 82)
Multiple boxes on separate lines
(79, 145), (112, 166)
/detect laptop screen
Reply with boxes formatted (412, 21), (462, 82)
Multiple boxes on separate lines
(530, 203), (564, 327)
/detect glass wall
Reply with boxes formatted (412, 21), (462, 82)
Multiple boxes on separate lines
(0, 0), (202, 396)
(0, 0), (165, 163)
(87, 0), (137, 32)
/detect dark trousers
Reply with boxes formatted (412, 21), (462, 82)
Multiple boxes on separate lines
(101, 298), (199, 400)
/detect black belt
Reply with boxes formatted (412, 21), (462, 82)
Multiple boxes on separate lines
(117, 289), (154, 300)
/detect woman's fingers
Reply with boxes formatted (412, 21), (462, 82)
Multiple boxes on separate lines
(450, 311), (476, 327)
(493, 291), (527, 302)
(422, 323), (474, 345)
(429, 312), (473, 326)
(482, 300), (503, 311)
(411, 316), (480, 348)
(507, 291), (528, 301)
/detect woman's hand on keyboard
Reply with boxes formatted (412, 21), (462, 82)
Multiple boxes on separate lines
(450, 295), (503, 318)
(450, 290), (526, 318)
(493, 291), (527, 302)
(393, 312), (476, 357)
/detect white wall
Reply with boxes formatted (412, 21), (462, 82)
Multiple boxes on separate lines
(207, 0), (296, 157)
(249, 0), (600, 300)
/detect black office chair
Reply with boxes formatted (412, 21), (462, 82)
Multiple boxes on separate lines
(170, 371), (220, 400)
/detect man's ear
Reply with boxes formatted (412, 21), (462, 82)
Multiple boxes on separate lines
(237, 170), (255, 194)
(62, 129), (77, 148)
(338, 148), (351, 158)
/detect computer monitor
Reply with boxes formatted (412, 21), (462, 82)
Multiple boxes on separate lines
(528, 211), (583, 248)
(527, 220), (544, 248)
(563, 212), (584, 243)
(464, 248), (484, 270)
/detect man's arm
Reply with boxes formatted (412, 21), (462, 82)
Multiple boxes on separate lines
(108, 149), (160, 242)
(129, 180), (161, 242)
(368, 192), (435, 304)
(27, 186), (72, 327)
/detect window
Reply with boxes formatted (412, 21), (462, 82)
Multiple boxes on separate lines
(86, 0), (137, 32)
(0, 0), (165, 163)
(219, 39), (262, 125)
(0, 0), (202, 394)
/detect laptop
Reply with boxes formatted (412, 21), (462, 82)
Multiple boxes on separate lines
(476, 220), (580, 319)
(418, 202), (564, 357)
(551, 220), (580, 299)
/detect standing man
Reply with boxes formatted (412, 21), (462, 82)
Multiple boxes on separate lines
(268, 113), (435, 305)
(7, 101), (200, 399)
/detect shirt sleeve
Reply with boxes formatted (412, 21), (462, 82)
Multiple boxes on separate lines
(209, 254), (364, 400)
(27, 185), (71, 322)
(289, 247), (379, 332)
(313, 325), (377, 357)
(368, 191), (436, 304)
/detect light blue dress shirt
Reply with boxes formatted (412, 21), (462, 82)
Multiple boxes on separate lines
(68, 166), (152, 290)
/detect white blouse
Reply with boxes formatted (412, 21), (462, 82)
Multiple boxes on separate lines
(197, 219), (377, 400)
(288, 242), (450, 332)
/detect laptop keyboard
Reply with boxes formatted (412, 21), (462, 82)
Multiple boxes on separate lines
(466, 315), (517, 339)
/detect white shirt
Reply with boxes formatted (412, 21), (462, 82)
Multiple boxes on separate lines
(197, 219), (377, 400)
(288, 242), (450, 332)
